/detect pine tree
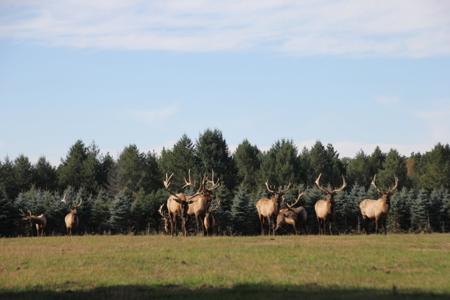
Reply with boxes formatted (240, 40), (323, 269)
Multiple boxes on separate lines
(410, 189), (429, 232)
(14, 155), (34, 194)
(429, 188), (444, 232)
(110, 189), (132, 234)
(196, 129), (236, 190)
(91, 189), (111, 234)
(234, 140), (261, 193)
(33, 157), (57, 191)
(0, 158), (19, 199)
(231, 185), (252, 235)
(0, 188), (18, 237)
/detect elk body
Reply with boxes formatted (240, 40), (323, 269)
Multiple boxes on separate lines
(158, 203), (171, 234)
(187, 171), (220, 235)
(256, 181), (291, 235)
(203, 198), (221, 236)
(360, 175), (398, 235)
(314, 174), (347, 235)
(21, 210), (47, 236)
(275, 191), (307, 235)
(64, 197), (82, 236)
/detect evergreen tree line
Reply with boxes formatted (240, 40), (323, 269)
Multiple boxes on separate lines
(1, 129), (449, 236)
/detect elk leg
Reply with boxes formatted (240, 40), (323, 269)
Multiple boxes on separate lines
(317, 218), (321, 235)
(375, 217), (379, 234)
(259, 215), (265, 235)
(383, 217), (387, 235)
(293, 223), (298, 235)
(328, 218), (332, 235)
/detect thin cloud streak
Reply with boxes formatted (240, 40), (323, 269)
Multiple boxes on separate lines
(0, 0), (449, 57)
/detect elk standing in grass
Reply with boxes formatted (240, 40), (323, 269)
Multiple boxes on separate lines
(158, 203), (171, 234)
(360, 175), (398, 235)
(64, 196), (82, 236)
(203, 198), (221, 236)
(275, 190), (307, 235)
(314, 174), (347, 235)
(163, 170), (202, 236)
(187, 171), (220, 235)
(256, 181), (291, 235)
(21, 210), (47, 236)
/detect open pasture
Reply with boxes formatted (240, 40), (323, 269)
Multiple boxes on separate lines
(0, 234), (449, 299)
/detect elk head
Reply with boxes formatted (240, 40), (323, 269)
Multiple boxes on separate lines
(371, 175), (398, 203)
(158, 203), (171, 234)
(314, 173), (347, 201)
(265, 180), (292, 206)
(20, 209), (33, 222)
(70, 198), (83, 215)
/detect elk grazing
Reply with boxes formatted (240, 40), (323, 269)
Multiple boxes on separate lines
(314, 174), (347, 235)
(158, 203), (171, 234)
(163, 170), (201, 236)
(360, 175), (398, 235)
(256, 181), (291, 235)
(203, 198), (221, 236)
(64, 196), (82, 236)
(187, 171), (220, 236)
(275, 190), (307, 235)
(21, 210), (47, 236)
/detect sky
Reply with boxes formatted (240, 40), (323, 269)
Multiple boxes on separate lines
(0, 0), (450, 165)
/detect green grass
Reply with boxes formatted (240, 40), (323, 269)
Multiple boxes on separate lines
(0, 234), (449, 299)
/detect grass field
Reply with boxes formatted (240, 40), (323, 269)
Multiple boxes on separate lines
(0, 234), (449, 300)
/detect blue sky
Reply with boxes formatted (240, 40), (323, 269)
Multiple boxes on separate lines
(1, 1), (449, 164)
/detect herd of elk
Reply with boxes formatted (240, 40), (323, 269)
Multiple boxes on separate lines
(360, 175), (398, 235)
(16, 170), (400, 237)
(314, 174), (347, 235)
(256, 181), (291, 235)
(21, 210), (47, 236)
(275, 190), (307, 235)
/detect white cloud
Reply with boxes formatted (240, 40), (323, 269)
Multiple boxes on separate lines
(128, 104), (180, 124)
(0, 0), (449, 57)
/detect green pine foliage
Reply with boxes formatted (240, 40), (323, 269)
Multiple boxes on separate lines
(410, 189), (430, 232)
(109, 189), (133, 234)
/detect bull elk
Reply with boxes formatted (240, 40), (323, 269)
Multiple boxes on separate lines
(359, 175), (398, 235)
(256, 181), (291, 235)
(187, 170), (220, 236)
(314, 174), (347, 235)
(275, 190), (307, 235)
(203, 198), (221, 236)
(21, 210), (47, 236)
(64, 194), (82, 236)
(158, 203), (171, 234)
(163, 170), (201, 236)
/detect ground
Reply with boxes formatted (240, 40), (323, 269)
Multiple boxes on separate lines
(0, 234), (449, 299)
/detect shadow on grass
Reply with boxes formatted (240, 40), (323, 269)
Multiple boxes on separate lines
(1, 284), (448, 300)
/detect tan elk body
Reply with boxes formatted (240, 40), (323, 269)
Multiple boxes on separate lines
(64, 196), (82, 236)
(275, 191), (307, 235)
(256, 181), (291, 235)
(22, 210), (47, 236)
(203, 198), (221, 236)
(187, 171), (220, 235)
(360, 175), (398, 234)
(314, 174), (347, 235)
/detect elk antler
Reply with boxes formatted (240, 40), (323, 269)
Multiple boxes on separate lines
(61, 192), (68, 204)
(287, 191), (305, 209)
(163, 173), (185, 202)
(389, 176), (399, 193)
(265, 180), (276, 194)
(371, 175), (382, 194)
(279, 182), (292, 194)
(332, 176), (347, 193)
(182, 169), (193, 189)
(206, 170), (220, 191)
(315, 174), (329, 194)
(158, 203), (168, 217)
(75, 198), (83, 208)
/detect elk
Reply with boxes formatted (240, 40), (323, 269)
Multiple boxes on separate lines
(314, 174), (347, 235)
(203, 198), (221, 236)
(187, 171), (220, 236)
(256, 181), (291, 235)
(275, 190), (307, 235)
(360, 175), (398, 235)
(21, 210), (47, 236)
(158, 203), (171, 234)
(64, 195), (82, 236)
(163, 170), (201, 236)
